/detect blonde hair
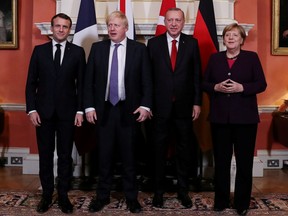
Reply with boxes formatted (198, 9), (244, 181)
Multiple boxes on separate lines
(106, 11), (128, 28)
(222, 23), (246, 45)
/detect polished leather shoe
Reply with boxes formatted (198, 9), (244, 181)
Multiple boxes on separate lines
(214, 206), (226, 212)
(214, 204), (229, 212)
(152, 194), (164, 208)
(237, 209), (248, 215)
(58, 197), (73, 214)
(88, 197), (110, 212)
(36, 197), (52, 213)
(126, 200), (142, 213)
(177, 193), (192, 208)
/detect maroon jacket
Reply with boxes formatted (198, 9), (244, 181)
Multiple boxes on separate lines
(202, 50), (267, 124)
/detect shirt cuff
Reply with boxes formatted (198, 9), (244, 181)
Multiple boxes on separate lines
(140, 106), (150, 112)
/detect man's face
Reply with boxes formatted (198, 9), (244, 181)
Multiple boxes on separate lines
(164, 10), (185, 38)
(107, 17), (128, 43)
(51, 17), (71, 43)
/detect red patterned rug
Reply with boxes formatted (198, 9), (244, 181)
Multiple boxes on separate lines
(1, 190), (288, 215)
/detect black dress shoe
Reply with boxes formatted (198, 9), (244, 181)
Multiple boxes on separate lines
(214, 207), (226, 211)
(237, 209), (248, 215)
(126, 200), (142, 213)
(58, 197), (73, 214)
(36, 197), (52, 213)
(88, 197), (110, 212)
(152, 194), (164, 208)
(177, 193), (192, 208)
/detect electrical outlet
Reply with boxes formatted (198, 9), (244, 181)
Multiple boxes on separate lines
(267, 159), (279, 167)
(0, 157), (8, 166)
(283, 160), (288, 169)
(11, 157), (23, 165)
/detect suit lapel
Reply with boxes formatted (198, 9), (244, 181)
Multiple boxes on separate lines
(60, 42), (72, 73)
(46, 42), (57, 77)
(125, 39), (134, 78)
(176, 33), (186, 72)
(103, 40), (111, 82)
(159, 34), (172, 71)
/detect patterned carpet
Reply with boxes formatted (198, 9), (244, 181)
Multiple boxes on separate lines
(1, 190), (288, 215)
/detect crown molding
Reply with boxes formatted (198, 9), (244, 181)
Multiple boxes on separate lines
(35, 22), (254, 38)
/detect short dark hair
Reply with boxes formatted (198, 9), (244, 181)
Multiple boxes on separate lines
(165, 7), (185, 21)
(51, 13), (72, 28)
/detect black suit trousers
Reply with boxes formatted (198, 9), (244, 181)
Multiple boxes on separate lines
(36, 113), (74, 198)
(211, 123), (257, 210)
(153, 106), (197, 194)
(96, 102), (138, 201)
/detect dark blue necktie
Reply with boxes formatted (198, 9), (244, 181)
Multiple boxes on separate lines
(109, 44), (120, 106)
(54, 44), (61, 71)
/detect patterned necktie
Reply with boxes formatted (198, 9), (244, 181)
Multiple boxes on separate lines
(54, 44), (61, 71)
(109, 43), (120, 106)
(171, 39), (177, 71)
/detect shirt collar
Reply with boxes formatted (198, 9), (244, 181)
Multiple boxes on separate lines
(52, 39), (67, 47)
(111, 37), (127, 47)
(166, 33), (180, 43)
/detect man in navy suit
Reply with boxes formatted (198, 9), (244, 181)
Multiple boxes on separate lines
(25, 13), (86, 214)
(84, 11), (152, 213)
(147, 8), (202, 208)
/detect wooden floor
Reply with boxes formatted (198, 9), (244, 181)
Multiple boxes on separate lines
(1, 166), (288, 193)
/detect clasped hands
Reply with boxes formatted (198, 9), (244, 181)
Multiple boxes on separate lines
(215, 79), (243, 93)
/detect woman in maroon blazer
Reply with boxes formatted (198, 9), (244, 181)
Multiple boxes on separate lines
(202, 23), (267, 215)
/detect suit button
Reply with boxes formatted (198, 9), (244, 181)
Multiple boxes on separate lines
(227, 94), (230, 97)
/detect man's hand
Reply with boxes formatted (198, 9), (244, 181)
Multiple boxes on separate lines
(85, 110), (97, 124)
(74, 113), (84, 127)
(29, 112), (41, 127)
(192, 105), (201, 121)
(133, 107), (152, 122)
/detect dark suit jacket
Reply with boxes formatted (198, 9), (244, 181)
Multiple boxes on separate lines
(25, 41), (86, 120)
(83, 38), (153, 126)
(202, 50), (267, 124)
(147, 33), (202, 118)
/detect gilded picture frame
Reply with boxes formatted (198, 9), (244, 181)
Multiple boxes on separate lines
(272, 0), (288, 55)
(0, 0), (18, 49)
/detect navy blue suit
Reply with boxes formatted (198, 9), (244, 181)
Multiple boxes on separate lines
(84, 38), (152, 200)
(25, 41), (85, 198)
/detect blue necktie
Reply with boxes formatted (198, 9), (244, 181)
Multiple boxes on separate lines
(54, 44), (61, 71)
(109, 44), (120, 106)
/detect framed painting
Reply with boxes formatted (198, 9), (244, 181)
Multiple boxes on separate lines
(0, 0), (17, 49)
(272, 0), (288, 55)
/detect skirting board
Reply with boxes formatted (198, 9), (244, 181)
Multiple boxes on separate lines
(22, 154), (82, 176)
(5, 147), (287, 178)
(0, 147), (29, 167)
(257, 149), (288, 169)
(22, 154), (264, 177)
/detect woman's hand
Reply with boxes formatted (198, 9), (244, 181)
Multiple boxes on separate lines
(214, 79), (243, 93)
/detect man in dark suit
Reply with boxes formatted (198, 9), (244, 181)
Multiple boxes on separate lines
(25, 13), (86, 214)
(147, 8), (202, 208)
(84, 11), (152, 214)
